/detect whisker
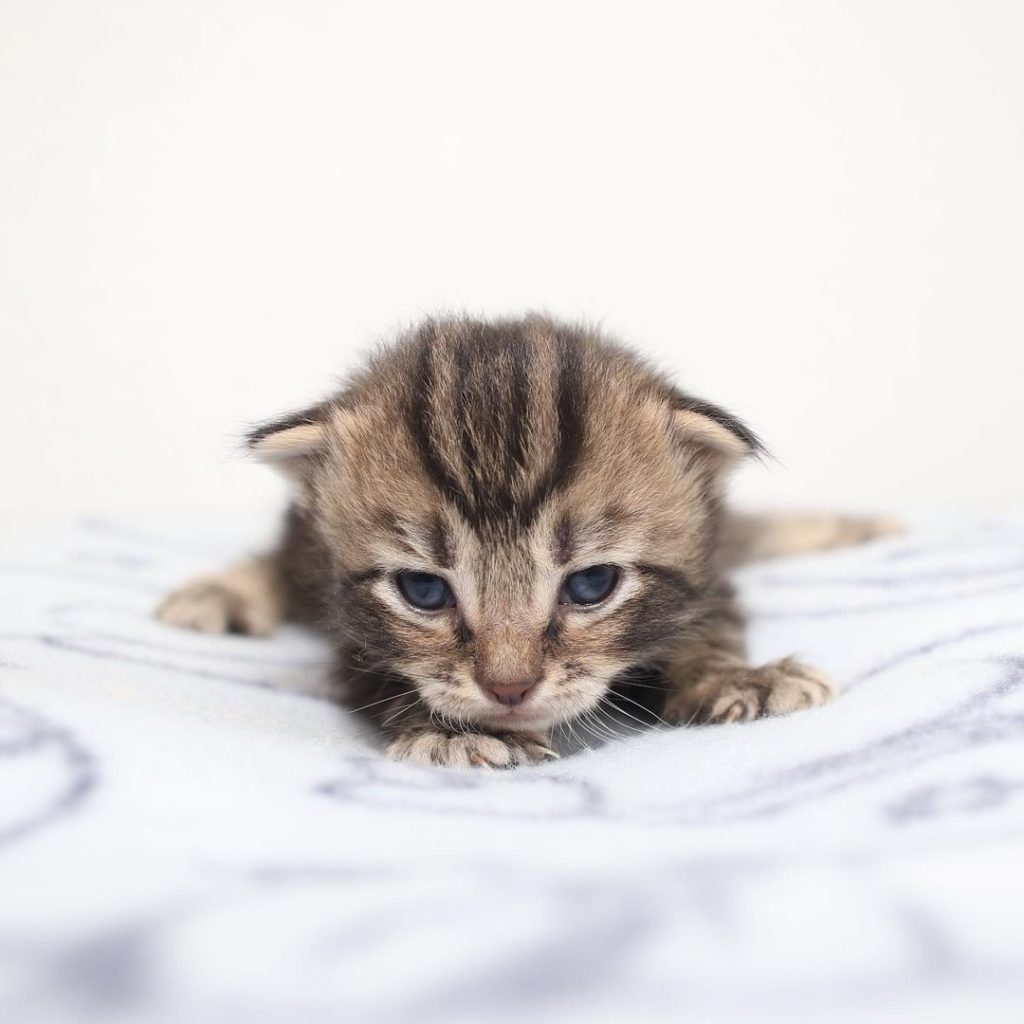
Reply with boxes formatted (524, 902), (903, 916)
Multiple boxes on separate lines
(593, 699), (646, 736)
(379, 698), (422, 730)
(570, 709), (601, 742)
(574, 716), (607, 746)
(560, 710), (591, 753)
(430, 706), (467, 735)
(580, 707), (618, 743)
(610, 691), (669, 728)
(349, 688), (420, 714)
(612, 679), (672, 692)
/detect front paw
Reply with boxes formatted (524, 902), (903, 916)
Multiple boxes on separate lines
(385, 728), (558, 768)
(665, 657), (836, 725)
(156, 576), (278, 636)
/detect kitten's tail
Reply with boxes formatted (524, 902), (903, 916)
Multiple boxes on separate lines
(721, 512), (904, 568)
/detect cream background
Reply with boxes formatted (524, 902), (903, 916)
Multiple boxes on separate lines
(2, 1), (1022, 526)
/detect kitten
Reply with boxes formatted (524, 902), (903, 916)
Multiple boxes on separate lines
(157, 315), (897, 767)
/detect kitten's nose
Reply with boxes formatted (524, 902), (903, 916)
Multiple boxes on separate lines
(480, 680), (537, 706)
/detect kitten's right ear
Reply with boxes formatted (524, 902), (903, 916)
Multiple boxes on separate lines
(246, 403), (330, 481)
(669, 391), (767, 468)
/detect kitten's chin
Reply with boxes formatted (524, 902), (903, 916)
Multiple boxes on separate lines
(453, 689), (609, 733)
(459, 704), (561, 733)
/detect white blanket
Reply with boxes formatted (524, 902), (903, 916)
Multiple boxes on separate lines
(1, 513), (1022, 1023)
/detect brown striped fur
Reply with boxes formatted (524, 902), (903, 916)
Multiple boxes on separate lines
(157, 315), (899, 766)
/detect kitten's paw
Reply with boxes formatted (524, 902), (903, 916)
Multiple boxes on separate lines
(155, 568), (281, 637)
(836, 514), (905, 545)
(665, 657), (835, 725)
(385, 728), (558, 768)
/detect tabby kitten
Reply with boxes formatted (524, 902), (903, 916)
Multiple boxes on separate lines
(158, 315), (895, 767)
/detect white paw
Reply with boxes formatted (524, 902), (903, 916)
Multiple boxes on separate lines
(385, 728), (558, 768)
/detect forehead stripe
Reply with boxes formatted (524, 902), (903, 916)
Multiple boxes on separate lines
(407, 324), (589, 532)
(552, 512), (576, 566)
(427, 515), (455, 570)
(408, 334), (477, 523)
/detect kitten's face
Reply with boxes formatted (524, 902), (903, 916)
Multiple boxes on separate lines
(318, 435), (709, 732)
(330, 492), (699, 732)
(253, 318), (755, 731)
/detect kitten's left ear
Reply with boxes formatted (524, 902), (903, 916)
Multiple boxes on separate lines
(245, 402), (331, 483)
(669, 392), (766, 466)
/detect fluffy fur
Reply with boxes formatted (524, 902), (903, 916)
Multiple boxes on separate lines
(157, 315), (898, 767)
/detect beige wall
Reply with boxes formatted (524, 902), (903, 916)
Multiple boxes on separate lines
(3, 1), (1022, 525)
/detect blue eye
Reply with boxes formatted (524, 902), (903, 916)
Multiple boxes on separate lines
(560, 565), (619, 606)
(396, 570), (455, 610)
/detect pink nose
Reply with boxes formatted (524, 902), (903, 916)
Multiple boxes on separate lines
(481, 681), (537, 707)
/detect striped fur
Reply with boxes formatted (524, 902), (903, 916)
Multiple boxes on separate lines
(158, 315), (897, 766)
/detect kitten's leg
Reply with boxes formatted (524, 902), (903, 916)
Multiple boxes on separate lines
(662, 593), (835, 725)
(155, 556), (285, 637)
(721, 512), (903, 567)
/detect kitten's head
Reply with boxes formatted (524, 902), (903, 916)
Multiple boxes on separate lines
(249, 316), (762, 732)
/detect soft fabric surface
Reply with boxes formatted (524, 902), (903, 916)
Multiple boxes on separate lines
(1, 514), (1022, 1023)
